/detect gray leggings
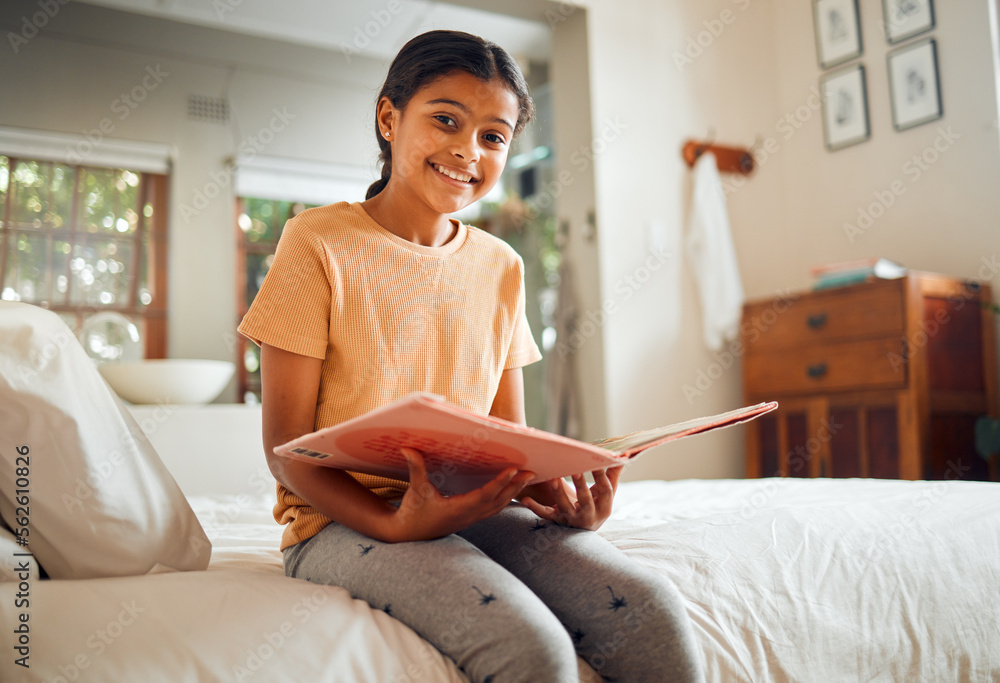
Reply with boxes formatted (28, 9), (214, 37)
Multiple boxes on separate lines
(283, 503), (704, 683)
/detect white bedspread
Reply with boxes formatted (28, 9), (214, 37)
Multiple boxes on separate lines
(603, 478), (1000, 683)
(2, 478), (998, 682)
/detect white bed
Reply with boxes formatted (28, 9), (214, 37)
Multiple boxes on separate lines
(2, 400), (998, 682)
(0, 295), (997, 683)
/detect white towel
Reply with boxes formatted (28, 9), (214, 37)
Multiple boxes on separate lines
(685, 151), (745, 351)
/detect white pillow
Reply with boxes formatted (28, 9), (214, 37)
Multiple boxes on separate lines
(0, 302), (211, 579)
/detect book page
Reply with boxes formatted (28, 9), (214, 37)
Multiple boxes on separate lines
(590, 402), (777, 455)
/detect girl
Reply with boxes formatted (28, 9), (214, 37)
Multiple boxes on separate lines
(239, 30), (703, 683)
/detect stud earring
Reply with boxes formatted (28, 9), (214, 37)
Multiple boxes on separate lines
(383, 130), (390, 138)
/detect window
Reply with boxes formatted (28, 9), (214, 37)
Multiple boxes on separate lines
(235, 198), (319, 403)
(233, 154), (371, 403)
(0, 154), (169, 359)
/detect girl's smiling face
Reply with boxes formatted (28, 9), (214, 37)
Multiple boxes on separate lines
(379, 71), (520, 216)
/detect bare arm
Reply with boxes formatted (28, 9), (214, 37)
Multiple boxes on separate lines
(260, 343), (401, 538)
(260, 343), (532, 543)
(489, 366), (528, 424)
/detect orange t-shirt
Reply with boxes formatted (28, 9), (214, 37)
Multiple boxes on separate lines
(238, 201), (541, 549)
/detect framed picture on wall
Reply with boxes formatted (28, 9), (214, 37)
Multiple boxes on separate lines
(820, 64), (870, 150)
(888, 38), (942, 131)
(813, 0), (863, 69)
(881, 0), (935, 44)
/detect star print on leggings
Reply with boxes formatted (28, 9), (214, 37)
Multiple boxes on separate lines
(472, 586), (496, 605)
(358, 543), (375, 557)
(570, 627), (586, 645)
(606, 586), (627, 611)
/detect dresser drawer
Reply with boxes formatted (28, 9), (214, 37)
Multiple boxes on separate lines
(744, 337), (907, 396)
(743, 274), (999, 483)
(744, 280), (905, 350)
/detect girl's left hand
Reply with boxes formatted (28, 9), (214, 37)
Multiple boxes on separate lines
(519, 466), (624, 531)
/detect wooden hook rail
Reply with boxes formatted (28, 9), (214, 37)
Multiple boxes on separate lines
(682, 139), (755, 175)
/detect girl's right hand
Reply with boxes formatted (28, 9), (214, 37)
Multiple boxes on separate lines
(386, 447), (533, 542)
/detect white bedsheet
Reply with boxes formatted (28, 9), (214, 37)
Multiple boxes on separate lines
(1, 492), (469, 683)
(603, 478), (1000, 682)
(2, 478), (998, 682)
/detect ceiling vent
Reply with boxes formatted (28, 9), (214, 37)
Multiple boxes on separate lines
(187, 95), (230, 124)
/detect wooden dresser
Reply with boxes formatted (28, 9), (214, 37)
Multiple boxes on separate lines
(742, 272), (998, 481)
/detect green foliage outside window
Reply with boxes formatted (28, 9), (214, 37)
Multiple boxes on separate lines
(237, 198), (318, 402)
(0, 155), (155, 315)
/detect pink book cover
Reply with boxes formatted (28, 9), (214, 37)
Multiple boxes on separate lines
(275, 393), (779, 495)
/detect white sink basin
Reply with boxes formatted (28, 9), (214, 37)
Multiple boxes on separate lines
(98, 359), (235, 405)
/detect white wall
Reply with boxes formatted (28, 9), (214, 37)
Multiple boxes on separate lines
(0, 2), (386, 402)
(561, 0), (786, 481)
(4, 1), (998, 482)
(763, 0), (1000, 288)
(567, 0), (1000, 482)
(549, 8), (609, 438)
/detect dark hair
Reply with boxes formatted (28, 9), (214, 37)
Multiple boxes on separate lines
(365, 30), (535, 199)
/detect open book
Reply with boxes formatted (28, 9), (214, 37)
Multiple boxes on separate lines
(276, 393), (778, 495)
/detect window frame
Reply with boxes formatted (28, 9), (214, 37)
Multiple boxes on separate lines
(235, 197), (318, 403)
(0, 155), (170, 358)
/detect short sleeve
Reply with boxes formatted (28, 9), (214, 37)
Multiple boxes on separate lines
(238, 218), (332, 360)
(504, 259), (543, 370)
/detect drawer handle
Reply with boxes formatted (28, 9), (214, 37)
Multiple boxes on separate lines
(807, 313), (828, 329)
(807, 362), (828, 379)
